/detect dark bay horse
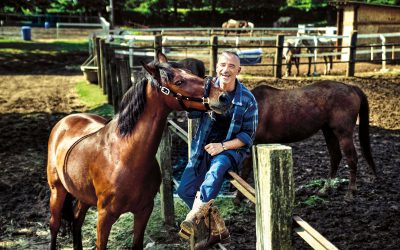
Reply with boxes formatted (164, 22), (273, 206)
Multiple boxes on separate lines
(239, 80), (377, 199)
(47, 52), (231, 249)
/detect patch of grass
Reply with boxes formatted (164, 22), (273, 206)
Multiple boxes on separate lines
(303, 179), (325, 189)
(302, 195), (327, 206)
(75, 80), (114, 117)
(0, 39), (88, 54)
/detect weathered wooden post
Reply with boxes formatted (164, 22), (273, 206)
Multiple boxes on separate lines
(99, 38), (107, 95)
(95, 37), (102, 87)
(209, 35), (218, 76)
(156, 124), (175, 227)
(274, 35), (284, 79)
(154, 34), (163, 59)
(346, 31), (358, 77)
(253, 144), (294, 250)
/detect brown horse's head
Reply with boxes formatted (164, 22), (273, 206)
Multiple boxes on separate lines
(142, 52), (231, 114)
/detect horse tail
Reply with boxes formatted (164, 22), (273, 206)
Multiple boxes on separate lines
(61, 192), (75, 234)
(354, 86), (377, 176)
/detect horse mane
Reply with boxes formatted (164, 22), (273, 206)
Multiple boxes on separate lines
(117, 63), (175, 136)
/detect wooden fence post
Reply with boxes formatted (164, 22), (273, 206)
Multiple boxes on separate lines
(95, 37), (102, 87)
(274, 35), (284, 79)
(99, 38), (107, 95)
(118, 54), (132, 95)
(156, 124), (175, 227)
(253, 144), (294, 250)
(187, 119), (199, 158)
(209, 35), (218, 76)
(346, 31), (358, 77)
(154, 34), (163, 59)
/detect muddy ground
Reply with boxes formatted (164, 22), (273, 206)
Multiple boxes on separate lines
(0, 49), (399, 249)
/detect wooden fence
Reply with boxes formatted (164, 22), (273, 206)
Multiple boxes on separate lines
(87, 30), (400, 105)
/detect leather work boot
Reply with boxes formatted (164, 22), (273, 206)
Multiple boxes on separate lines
(178, 192), (214, 240)
(195, 206), (230, 250)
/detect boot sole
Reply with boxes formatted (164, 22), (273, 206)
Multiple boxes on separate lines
(179, 221), (196, 240)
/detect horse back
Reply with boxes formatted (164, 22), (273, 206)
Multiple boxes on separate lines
(252, 81), (361, 143)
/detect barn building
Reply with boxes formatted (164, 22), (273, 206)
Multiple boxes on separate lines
(330, 1), (400, 61)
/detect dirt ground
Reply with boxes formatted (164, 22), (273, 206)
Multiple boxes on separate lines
(0, 49), (399, 249)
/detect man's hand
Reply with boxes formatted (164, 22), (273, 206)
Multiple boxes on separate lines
(204, 143), (224, 156)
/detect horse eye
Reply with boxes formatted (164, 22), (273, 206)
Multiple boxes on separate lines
(175, 80), (184, 86)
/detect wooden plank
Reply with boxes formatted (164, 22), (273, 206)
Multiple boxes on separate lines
(227, 171), (256, 204)
(293, 216), (338, 250)
(230, 179), (256, 204)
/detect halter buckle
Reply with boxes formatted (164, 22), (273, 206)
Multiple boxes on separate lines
(202, 97), (210, 104)
(161, 86), (170, 96)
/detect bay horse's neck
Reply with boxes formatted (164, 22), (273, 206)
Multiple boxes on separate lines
(114, 84), (171, 164)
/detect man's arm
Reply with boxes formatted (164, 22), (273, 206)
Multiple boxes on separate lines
(204, 99), (258, 156)
(204, 138), (245, 156)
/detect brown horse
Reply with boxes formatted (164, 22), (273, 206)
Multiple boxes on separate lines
(239, 80), (377, 200)
(47, 52), (231, 249)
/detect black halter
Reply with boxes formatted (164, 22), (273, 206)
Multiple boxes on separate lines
(155, 76), (213, 112)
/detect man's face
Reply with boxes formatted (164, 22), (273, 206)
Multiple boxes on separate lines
(216, 53), (241, 87)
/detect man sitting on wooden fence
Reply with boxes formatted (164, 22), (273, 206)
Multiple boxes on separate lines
(177, 51), (258, 249)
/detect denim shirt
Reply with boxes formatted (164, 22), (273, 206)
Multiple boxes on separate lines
(187, 78), (258, 171)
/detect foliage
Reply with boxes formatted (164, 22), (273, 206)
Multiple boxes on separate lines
(302, 195), (326, 206)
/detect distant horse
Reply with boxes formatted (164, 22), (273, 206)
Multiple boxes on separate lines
(238, 81), (377, 200)
(284, 36), (335, 77)
(222, 19), (248, 35)
(301, 36), (335, 76)
(283, 39), (301, 77)
(47, 52), (231, 249)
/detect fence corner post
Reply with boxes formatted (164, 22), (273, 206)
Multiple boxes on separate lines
(346, 31), (358, 77)
(209, 35), (218, 76)
(274, 35), (284, 79)
(156, 124), (175, 227)
(253, 144), (294, 250)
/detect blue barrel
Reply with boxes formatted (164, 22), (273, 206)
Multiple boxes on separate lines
(237, 48), (262, 65)
(44, 22), (50, 29)
(21, 26), (31, 40)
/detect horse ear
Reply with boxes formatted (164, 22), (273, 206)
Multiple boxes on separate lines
(157, 51), (168, 63)
(141, 61), (157, 76)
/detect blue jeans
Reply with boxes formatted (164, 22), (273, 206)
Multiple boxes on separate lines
(177, 150), (243, 208)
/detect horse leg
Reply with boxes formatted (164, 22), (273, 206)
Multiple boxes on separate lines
(320, 127), (342, 195)
(48, 182), (67, 250)
(307, 54), (312, 76)
(337, 135), (358, 200)
(72, 200), (90, 250)
(329, 55), (333, 74)
(131, 203), (154, 250)
(285, 59), (292, 77)
(96, 208), (118, 250)
(323, 56), (328, 75)
(295, 58), (300, 77)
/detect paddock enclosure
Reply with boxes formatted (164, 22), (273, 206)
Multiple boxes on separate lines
(0, 27), (399, 249)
